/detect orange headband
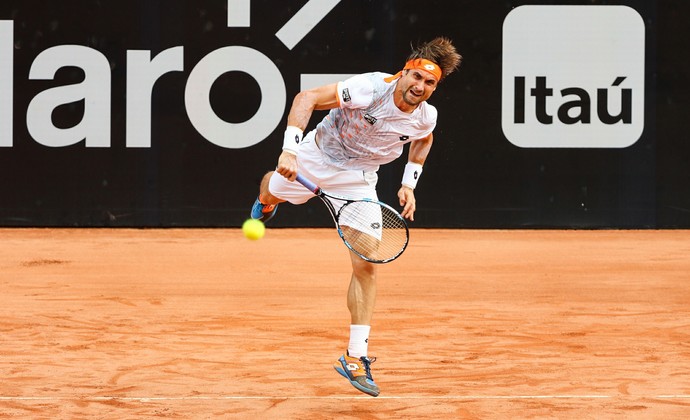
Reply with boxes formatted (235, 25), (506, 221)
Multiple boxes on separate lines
(403, 58), (442, 81)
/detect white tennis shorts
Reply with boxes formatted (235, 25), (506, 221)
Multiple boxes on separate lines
(268, 130), (379, 212)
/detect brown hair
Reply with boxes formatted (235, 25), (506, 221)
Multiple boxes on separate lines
(407, 37), (462, 82)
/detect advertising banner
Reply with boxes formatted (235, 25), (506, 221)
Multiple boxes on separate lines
(0, 1), (686, 227)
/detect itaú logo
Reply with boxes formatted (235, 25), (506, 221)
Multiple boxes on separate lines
(0, 0), (344, 149)
(501, 5), (645, 148)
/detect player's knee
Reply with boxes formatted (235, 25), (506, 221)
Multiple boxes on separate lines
(351, 257), (377, 280)
(261, 173), (284, 205)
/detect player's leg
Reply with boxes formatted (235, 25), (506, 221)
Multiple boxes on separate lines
(347, 253), (377, 326)
(250, 171), (283, 222)
(251, 166), (318, 222)
(252, 130), (323, 222)
(333, 252), (380, 397)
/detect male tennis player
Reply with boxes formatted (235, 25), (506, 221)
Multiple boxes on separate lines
(251, 37), (461, 396)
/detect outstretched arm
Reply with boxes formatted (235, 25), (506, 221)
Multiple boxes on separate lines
(398, 133), (433, 221)
(277, 84), (339, 181)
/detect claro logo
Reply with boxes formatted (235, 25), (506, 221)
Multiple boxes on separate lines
(501, 6), (645, 148)
(0, 0), (343, 149)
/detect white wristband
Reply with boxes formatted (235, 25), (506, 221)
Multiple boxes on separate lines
(402, 162), (423, 189)
(282, 126), (303, 155)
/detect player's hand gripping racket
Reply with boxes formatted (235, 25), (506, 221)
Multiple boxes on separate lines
(295, 174), (409, 263)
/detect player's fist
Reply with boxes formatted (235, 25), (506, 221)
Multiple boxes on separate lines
(276, 151), (298, 181)
(398, 186), (416, 221)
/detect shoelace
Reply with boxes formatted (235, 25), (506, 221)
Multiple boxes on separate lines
(359, 356), (377, 380)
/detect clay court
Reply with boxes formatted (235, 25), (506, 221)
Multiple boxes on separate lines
(1, 228), (689, 419)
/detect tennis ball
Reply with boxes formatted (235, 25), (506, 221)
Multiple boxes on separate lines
(242, 218), (265, 240)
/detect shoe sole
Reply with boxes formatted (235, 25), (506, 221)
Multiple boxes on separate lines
(333, 363), (380, 397)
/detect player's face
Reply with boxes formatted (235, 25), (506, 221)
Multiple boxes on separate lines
(400, 69), (438, 107)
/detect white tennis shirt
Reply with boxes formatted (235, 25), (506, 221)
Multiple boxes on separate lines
(314, 72), (437, 172)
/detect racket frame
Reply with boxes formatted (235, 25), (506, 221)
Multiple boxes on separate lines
(295, 174), (409, 263)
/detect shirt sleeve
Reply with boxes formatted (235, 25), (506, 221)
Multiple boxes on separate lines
(417, 104), (438, 139)
(336, 74), (374, 109)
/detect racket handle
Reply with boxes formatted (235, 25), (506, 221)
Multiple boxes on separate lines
(295, 174), (319, 194)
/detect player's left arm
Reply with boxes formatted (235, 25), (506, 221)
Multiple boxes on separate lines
(398, 132), (433, 221)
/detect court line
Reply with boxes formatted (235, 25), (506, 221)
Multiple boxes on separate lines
(1, 395), (689, 401)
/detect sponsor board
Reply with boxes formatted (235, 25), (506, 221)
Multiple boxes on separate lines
(502, 6), (645, 148)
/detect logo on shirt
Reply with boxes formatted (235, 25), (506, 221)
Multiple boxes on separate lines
(342, 88), (351, 102)
(363, 113), (377, 125)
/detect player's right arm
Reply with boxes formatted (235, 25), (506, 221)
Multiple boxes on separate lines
(288, 83), (340, 128)
(276, 83), (339, 181)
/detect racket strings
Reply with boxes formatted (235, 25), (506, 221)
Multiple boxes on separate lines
(338, 201), (407, 262)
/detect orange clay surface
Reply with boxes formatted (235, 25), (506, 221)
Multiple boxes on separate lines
(1, 228), (689, 419)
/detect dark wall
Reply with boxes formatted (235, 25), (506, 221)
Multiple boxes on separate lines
(0, 0), (688, 228)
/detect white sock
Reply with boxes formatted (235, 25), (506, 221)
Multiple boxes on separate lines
(348, 324), (371, 358)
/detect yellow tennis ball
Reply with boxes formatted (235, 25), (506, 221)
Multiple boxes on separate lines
(242, 218), (265, 240)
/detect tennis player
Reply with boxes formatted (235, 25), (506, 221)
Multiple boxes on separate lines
(251, 37), (461, 396)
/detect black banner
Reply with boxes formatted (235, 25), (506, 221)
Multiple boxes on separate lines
(0, 0), (688, 227)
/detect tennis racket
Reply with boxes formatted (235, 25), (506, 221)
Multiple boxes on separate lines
(295, 174), (409, 264)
